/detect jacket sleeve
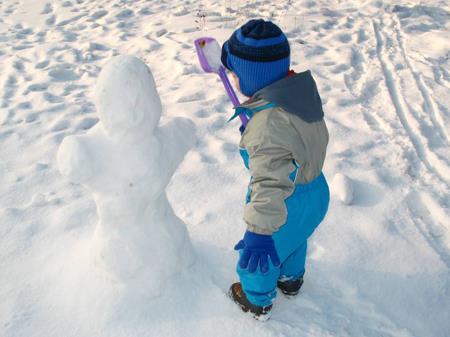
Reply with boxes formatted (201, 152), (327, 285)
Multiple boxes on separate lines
(240, 109), (297, 235)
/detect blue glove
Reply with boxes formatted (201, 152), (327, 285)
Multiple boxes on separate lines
(234, 231), (281, 273)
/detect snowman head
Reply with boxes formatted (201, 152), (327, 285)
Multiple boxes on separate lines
(95, 55), (162, 139)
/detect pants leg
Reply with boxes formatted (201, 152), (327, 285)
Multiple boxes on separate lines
(237, 173), (330, 307)
(279, 241), (307, 281)
(236, 255), (279, 307)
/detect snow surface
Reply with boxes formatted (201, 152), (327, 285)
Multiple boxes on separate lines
(1, 1), (450, 337)
(57, 55), (195, 296)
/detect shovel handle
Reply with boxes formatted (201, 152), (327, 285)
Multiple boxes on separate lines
(218, 67), (248, 127)
(195, 37), (249, 128)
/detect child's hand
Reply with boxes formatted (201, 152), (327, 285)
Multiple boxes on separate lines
(234, 231), (280, 273)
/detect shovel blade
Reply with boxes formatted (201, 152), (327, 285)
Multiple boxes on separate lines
(195, 37), (223, 73)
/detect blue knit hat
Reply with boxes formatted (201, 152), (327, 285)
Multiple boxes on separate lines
(221, 19), (290, 97)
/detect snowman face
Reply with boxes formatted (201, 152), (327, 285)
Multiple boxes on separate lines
(95, 55), (162, 138)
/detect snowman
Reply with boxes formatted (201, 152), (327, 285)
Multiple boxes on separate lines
(57, 55), (196, 296)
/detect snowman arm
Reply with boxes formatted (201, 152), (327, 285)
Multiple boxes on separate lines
(57, 135), (96, 184)
(156, 117), (196, 176)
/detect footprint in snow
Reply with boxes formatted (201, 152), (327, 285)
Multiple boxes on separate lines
(337, 33), (352, 43)
(322, 61), (336, 67)
(25, 112), (38, 123)
(34, 163), (49, 172)
(331, 64), (350, 74)
(17, 102), (32, 110)
(62, 31), (78, 42)
(305, 45), (327, 57)
(56, 14), (87, 27)
(345, 17), (355, 29)
(27, 83), (49, 92)
(322, 19), (338, 30)
(116, 9), (134, 19)
(357, 29), (369, 43)
(350, 47), (364, 72)
(62, 1), (73, 8)
(13, 43), (33, 51)
(89, 42), (109, 51)
(43, 92), (64, 104)
(15, 28), (33, 40)
(200, 154), (218, 165)
(0, 130), (14, 141)
(337, 98), (359, 107)
(361, 78), (381, 102)
(90, 10), (108, 20)
(196, 109), (210, 118)
(48, 68), (79, 82)
(138, 8), (152, 16)
(50, 119), (70, 132)
(182, 64), (203, 75)
(210, 117), (226, 131)
(46, 15), (56, 26)
(155, 29), (167, 38)
(222, 142), (237, 153)
(4, 4), (17, 16)
(5, 75), (17, 89)
(41, 3), (53, 15)
(76, 117), (99, 130)
(177, 92), (205, 103)
(35, 60), (50, 69)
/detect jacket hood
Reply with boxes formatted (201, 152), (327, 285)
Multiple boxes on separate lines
(252, 70), (324, 123)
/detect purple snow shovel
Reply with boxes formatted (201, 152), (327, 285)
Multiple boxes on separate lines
(194, 37), (249, 128)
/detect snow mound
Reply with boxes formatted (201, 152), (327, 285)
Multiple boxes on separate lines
(57, 55), (196, 297)
(331, 173), (354, 205)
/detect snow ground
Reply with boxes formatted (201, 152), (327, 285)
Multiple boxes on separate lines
(1, 0), (449, 336)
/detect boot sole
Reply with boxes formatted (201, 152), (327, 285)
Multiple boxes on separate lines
(277, 278), (303, 297)
(228, 286), (272, 321)
(278, 288), (300, 296)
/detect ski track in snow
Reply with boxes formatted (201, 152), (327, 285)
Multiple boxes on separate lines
(1, 1), (449, 337)
(373, 17), (450, 186)
(369, 13), (450, 271)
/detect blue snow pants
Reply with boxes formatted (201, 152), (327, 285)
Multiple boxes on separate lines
(237, 150), (330, 307)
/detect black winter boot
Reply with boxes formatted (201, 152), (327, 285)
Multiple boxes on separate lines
(277, 276), (303, 296)
(228, 282), (272, 321)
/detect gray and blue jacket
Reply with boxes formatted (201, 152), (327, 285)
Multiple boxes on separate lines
(235, 70), (329, 235)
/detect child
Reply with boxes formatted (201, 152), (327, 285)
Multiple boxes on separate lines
(221, 19), (330, 320)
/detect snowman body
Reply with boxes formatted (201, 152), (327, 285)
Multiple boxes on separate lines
(58, 56), (195, 295)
